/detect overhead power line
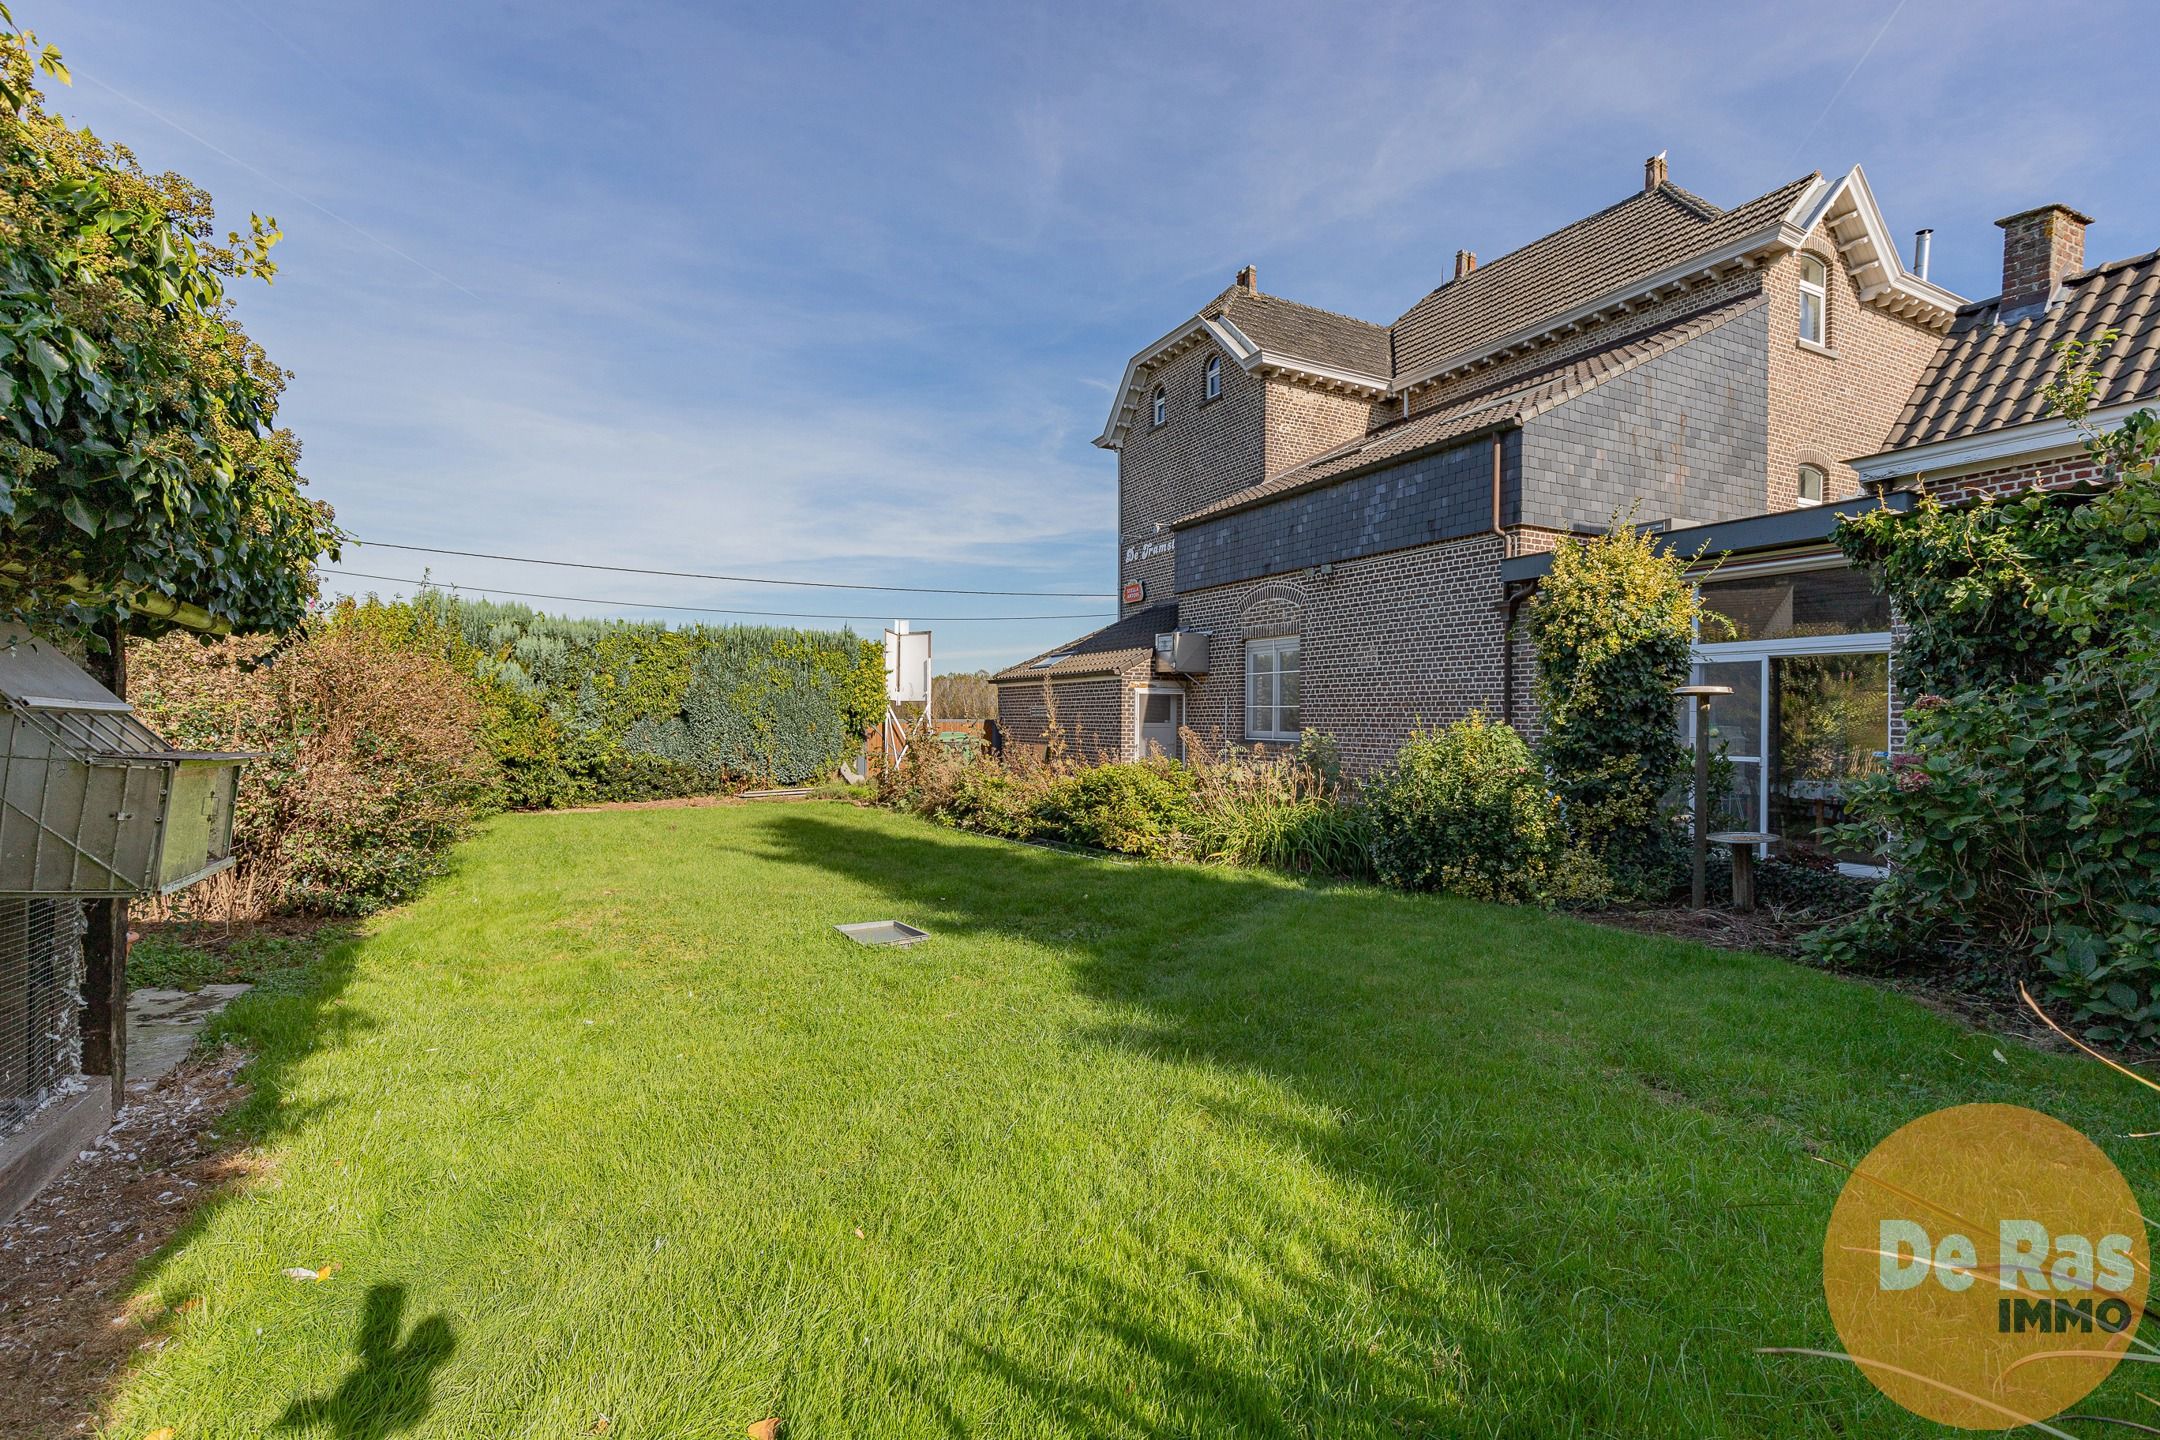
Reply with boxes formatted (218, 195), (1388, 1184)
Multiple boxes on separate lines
(351, 539), (1116, 598)
(319, 568), (1112, 624)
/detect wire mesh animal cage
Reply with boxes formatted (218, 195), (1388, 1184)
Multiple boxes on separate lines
(0, 626), (253, 1137)
(0, 898), (85, 1136)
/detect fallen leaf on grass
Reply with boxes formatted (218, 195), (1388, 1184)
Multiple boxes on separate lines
(145, 1429), (176, 1440)
(853, 1227), (865, 1239)
(589, 1418), (612, 1435)
(748, 1420), (782, 1440)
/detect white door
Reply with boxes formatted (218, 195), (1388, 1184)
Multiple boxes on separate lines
(1137, 691), (1183, 760)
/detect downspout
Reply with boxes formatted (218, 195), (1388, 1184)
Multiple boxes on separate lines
(1492, 431), (1511, 724)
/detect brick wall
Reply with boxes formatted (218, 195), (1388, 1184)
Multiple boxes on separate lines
(1917, 448), (2105, 506)
(1263, 377), (1388, 476)
(1117, 340), (1267, 613)
(1516, 303), (1771, 531)
(1115, 343), (1390, 615)
(1173, 534), (1508, 775)
(1764, 232), (1945, 507)
(993, 672), (1133, 764)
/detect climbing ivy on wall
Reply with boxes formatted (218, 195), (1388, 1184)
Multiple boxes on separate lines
(1818, 338), (2160, 1040)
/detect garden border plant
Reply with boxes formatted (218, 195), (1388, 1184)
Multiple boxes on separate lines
(1815, 335), (2160, 1042)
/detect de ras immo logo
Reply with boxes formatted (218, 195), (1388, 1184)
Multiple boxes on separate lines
(1818, 1103), (2147, 1430)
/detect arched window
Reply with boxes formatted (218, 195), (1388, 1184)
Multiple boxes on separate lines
(1797, 463), (1826, 506)
(1798, 255), (1828, 346)
(1204, 354), (1222, 400)
(1151, 386), (1166, 427)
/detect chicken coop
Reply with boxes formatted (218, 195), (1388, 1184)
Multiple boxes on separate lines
(0, 626), (249, 1143)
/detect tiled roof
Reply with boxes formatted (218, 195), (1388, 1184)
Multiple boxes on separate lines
(1217, 290), (1391, 376)
(1176, 294), (1767, 527)
(1884, 248), (2160, 450)
(1391, 176), (1816, 380)
(993, 603), (1176, 683)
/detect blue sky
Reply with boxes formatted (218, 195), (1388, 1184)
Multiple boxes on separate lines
(42, 0), (2160, 670)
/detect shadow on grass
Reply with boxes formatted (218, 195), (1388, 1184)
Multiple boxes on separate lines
(97, 924), (381, 1415)
(274, 1283), (456, 1439)
(751, 810), (1540, 1432)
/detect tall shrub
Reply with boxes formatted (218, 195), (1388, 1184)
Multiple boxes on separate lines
(399, 592), (884, 800)
(130, 609), (496, 916)
(1820, 344), (2160, 1039)
(1529, 524), (1703, 898)
(1365, 715), (1557, 902)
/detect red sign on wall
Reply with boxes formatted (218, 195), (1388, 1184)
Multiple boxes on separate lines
(1122, 580), (1144, 605)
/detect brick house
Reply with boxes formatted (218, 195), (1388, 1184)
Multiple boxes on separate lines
(998, 157), (1962, 784)
(1502, 203), (2158, 864)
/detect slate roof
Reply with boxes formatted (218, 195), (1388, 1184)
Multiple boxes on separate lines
(1217, 289), (1391, 376)
(1390, 176), (1817, 380)
(1884, 247), (2160, 450)
(993, 603), (1177, 683)
(1176, 294), (1768, 527)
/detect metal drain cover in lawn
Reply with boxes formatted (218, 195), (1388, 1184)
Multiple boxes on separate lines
(834, 920), (929, 947)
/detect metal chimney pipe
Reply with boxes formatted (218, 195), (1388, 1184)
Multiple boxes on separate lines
(1912, 228), (1934, 281)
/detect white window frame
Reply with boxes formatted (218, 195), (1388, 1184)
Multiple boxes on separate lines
(1151, 386), (1166, 427)
(1796, 463), (1826, 507)
(1204, 354), (1222, 400)
(1244, 635), (1301, 742)
(1798, 254), (1828, 347)
(1132, 684), (1185, 761)
(1687, 557), (1892, 874)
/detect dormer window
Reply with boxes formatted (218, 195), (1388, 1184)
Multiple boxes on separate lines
(1797, 464), (1826, 507)
(1204, 354), (1222, 400)
(1151, 385), (1166, 427)
(1798, 255), (1828, 346)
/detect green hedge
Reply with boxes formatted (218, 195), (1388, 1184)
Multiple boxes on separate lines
(388, 593), (884, 807)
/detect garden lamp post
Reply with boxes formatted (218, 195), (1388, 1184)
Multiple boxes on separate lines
(1675, 683), (1733, 909)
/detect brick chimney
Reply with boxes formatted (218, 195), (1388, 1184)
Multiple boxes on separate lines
(1644, 151), (1668, 192)
(1454, 249), (1477, 280)
(1995, 204), (2093, 320)
(1235, 264), (1258, 293)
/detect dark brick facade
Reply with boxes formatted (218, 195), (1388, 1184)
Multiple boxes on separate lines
(1174, 535), (1509, 775)
(1175, 434), (1511, 594)
(994, 671), (1136, 765)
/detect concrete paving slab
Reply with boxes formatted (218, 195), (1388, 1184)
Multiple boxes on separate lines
(126, 984), (251, 1089)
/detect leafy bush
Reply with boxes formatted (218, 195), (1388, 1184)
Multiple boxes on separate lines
(130, 609), (496, 917)
(0, 23), (339, 641)
(381, 592), (884, 803)
(1529, 523), (1705, 900)
(1033, 761), (1199, 860)
(1816, 348), (2160, 1039)
(882, 728), (1371, 876)
(1364, 715), (1558, 902)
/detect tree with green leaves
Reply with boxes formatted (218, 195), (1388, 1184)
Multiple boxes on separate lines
(1529, 521), (1706, 899)
(0, 7), (338, 640)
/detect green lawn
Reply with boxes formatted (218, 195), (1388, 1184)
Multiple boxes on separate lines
(107, 803), (2160, 1438)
